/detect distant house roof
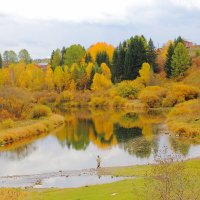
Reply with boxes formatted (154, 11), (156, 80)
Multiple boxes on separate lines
(38, 62), (48, 66)
(183, 40), (193, 48)
(37, 62), (48, 71)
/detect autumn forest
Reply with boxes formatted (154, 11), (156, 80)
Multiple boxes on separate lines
(1, 34), (200, 199)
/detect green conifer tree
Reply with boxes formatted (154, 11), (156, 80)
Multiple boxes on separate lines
(0, 53), (2, 68)
(171, 42), (190, 77)
(164, 43), (174, 78)
(51, 49), (61, 71)
(124, 35), (148, 80)
(147, 38), (158, 73)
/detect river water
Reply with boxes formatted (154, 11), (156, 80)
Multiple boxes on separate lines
(0, 108), (200, 177)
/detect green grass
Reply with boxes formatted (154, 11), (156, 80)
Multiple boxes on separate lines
(11, 159), (198, 200)
(99, 159), (200, 177)
(98, 165), (151, 177)
(23, 179), (144, 200)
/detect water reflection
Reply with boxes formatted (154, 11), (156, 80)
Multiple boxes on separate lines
(169, 137), (190, 157)
(0, 144), (37, 160)
(0, 108), (200, 176)
(55, 109), (165, 157)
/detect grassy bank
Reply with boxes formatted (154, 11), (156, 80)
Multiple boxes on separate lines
(99, 159), (200, 177)
(0, 114), (64, 146)
(167, 99), (200, 142)
(0, 188), (27, 200)
(1, 159), (198, 200)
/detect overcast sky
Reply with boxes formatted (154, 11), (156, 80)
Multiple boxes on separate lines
(0, 0), (199, 58)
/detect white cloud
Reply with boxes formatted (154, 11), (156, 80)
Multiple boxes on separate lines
(170, 0), (200, 9)
(0, 0), (200, 58)
(0, 0), (200, 25)
(0, 0), (157, 23)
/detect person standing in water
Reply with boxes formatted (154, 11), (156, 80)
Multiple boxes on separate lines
(96, 155), (101, 169)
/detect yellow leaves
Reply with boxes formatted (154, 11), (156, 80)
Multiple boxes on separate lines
(90, 63), (112, 91)
(115, 80), (145, 99)
(69, 80), (76, 91)
(86, 62), (93, 78)
(91, 73), (112, 91)
(87, 42), (114, 62)
(45, 67), (54, 90)
(139, 62), (152, 85)
(0, 188), (26, 200)
(163, 84), (199, 107)
(101, 63), (111, 80)
(160, 40), (173, 61)
(17, 63), (44, 90)
(53, 66), (65, 92)
(138, 86), (166, 108)
(156, 40), (173, 71)
(167, 100), (200, 140)
(32, 67), (45, 90)
(0, 68), (9, 85)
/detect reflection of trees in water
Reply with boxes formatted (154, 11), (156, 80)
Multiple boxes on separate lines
(90, 110), (118, 149)
(65, 119), (90, 150)
(55, 109), (119, 150)
(169, 137), (190, 157)
(114, 124), (159, 158)
(56, 119), (90, 150)
(0, 133), (47, 160)
(114, 124), (142, 141)
(56, 117), (117, 150)
(89, 120), (118, 149)
(0, 144), (37, 160)
(55, 109), (166, 158)
(122, 137), (151, 158)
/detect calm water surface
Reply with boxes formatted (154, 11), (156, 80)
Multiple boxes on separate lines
(0, 109), (200, 177)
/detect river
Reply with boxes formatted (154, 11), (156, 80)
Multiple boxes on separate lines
(0, 108), (200, 177)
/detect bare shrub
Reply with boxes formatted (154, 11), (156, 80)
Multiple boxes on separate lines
(144, 148), (200, 200)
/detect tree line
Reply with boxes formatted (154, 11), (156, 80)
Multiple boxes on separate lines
(0, 35), (191, 85)
(50, 35), (190, 83)
(0, 49), (32, 68)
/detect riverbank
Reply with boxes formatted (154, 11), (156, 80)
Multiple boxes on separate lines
(167, 100), (200, 142)
(0, 158), (200, 200)
(0, 114), (64, 146)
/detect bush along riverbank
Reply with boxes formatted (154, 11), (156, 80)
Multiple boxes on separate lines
(0, 114), (64, 146)
(167, 99), (200, 142)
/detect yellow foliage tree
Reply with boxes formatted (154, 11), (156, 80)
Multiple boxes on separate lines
(85, 63), (93, 78)
(9, 62), (26, 85)
(17, 64), (44, 90)
(101, 63), (111, 80)
(156, 40), (173, 72)
(53, 66), (65, 92)
(91, 73), (112, 91)
(139, 62), (152, 85)
(31, 66), (44, 90)
(45, 67), (54, 90)
(17, 70), (29, 88)
(0, 68), (11, 85)
(69, 79), (76, 91)
(87, 42), (114, 63)
(0, 69), (3, 85)
(70, 63), (80, 80)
